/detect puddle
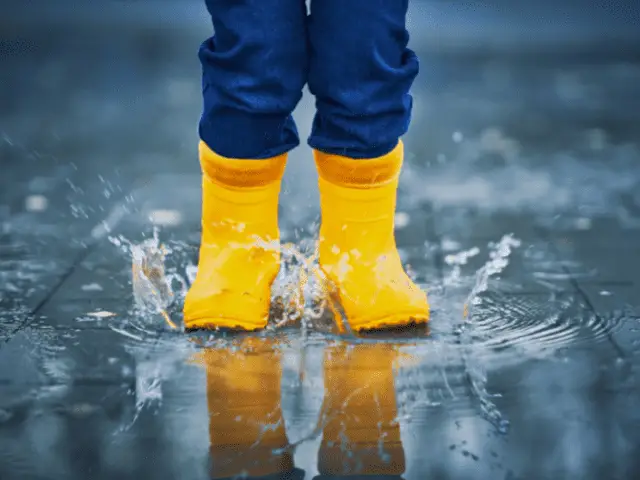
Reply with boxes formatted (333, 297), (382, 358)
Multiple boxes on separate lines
(56, 229), (618, 451)
(2, 217), (636, 479)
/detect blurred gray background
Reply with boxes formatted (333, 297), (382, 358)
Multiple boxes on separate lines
(2, 0), (640, 227)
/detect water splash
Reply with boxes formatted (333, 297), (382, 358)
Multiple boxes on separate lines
(458, 235), (521, 434)
(110, 230), (184, 330)
(444, 246), (481, 286)
(463, 234), (522, 319)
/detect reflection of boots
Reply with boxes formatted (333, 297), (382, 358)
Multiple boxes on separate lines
(199, 337), (294, 478)
(317, 343), (406, 476)
(184, 141), (287, 331)
(314, 142), (429, 333)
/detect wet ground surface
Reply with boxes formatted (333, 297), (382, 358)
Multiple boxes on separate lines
(2, 2), (640, 479)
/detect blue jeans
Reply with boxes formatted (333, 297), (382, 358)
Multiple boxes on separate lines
(199, 0), (418, 159)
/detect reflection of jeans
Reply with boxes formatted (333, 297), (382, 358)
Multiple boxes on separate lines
(200, 0), (418, 159)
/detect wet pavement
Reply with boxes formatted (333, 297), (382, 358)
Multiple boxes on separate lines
(2, 1), (640, 479)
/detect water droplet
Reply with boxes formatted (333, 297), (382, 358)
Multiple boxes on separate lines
(574, 217), (592, 230)
(25, 194), (48, 212)
(81, 283), (103, 292)
(497, 419), (510, 434)
(85, 310), (116, 318)
(149, 209), (183, 227)
(395, 212), (410, 229)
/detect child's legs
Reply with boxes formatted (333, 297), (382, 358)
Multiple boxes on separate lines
(199, 0), (308, 159)
(307, 0), (419, 159)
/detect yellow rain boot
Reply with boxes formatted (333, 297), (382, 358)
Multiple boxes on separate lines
(197, 337), (294, 478)
(184, 141), (287, 331)
(314, 141), (429, 332)
(318, 343), (406, 476)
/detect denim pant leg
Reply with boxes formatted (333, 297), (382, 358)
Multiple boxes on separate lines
(307, 0), (419, 159)
(200, 0), (308, 159)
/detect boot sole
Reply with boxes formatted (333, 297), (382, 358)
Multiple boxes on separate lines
(184, 317), (267, 332)
(350, 312), (429, 333)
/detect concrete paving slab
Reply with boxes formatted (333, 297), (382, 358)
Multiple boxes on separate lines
(0, 327), (137, 386)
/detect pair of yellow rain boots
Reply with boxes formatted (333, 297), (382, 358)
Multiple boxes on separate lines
(183, 140), (429, 332)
